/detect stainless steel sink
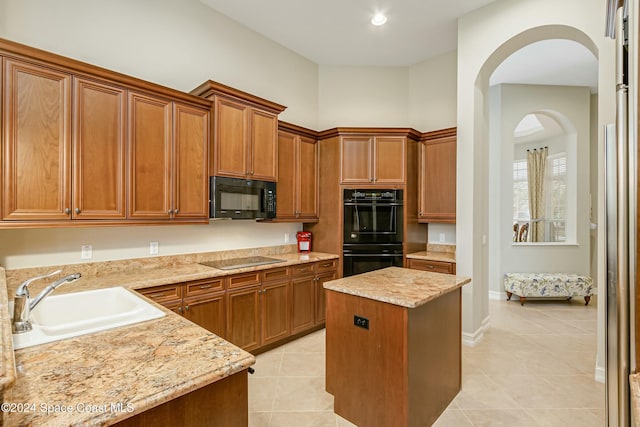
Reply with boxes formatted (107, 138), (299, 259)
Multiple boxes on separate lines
(199, 256), (285, 270)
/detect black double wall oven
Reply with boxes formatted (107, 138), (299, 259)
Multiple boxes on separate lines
(342, 189), (403, 277)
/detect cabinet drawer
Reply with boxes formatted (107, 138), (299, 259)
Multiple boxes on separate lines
(184, 278), (226, 297)
(139, 284), (182, 303)
(262, 267), (290, 283)
(408, 259), (454, 274)
(315, 259), (337, 273)
(291, 263), (315, 277)
(228, 272), (261, 289)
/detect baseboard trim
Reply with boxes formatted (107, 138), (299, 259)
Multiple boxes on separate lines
(488, 290), (504, 300)
(462, 315), (490, 347)
(594, 364), (605, 384)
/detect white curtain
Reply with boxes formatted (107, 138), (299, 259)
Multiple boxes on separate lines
(527, 147), (548, 242)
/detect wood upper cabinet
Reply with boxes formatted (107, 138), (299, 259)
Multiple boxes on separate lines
(73, 77), (126, 219)
(129, 93), (209, 220)
(2, 58), (72, 220)
(173, 103), (209, 219)
(340, 135), (406, 185)
(419, 128), (457, 223)
(128, 92), (172, 219)
(276, 124), (318, 221)
(213, 97), (277, 181)
(191, 80), (286, 182)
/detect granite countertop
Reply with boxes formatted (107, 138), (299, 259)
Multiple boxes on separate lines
(406, 243), (456, 263)
(631, 374), (640, 426)
(406, 251), (456, 263)
(323, 266), (470, 308)
(0, 249), (339, 426)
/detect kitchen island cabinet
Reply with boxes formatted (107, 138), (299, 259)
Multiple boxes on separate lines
(324, 267), (470, 427)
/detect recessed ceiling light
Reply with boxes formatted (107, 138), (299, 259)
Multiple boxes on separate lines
(371, 13), (387, 26)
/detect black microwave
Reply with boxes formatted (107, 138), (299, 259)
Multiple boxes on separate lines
(210, 176), (276, 219)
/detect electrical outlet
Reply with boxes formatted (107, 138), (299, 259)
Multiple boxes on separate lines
(284, 233), (290, 243)
(81, 245), (92, 260)
(149, 241), (159, 255)
(439, 233), (446, 243)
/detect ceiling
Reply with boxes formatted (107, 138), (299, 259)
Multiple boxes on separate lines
(199, 1), (599, 93)
(199, 0), (496, 66)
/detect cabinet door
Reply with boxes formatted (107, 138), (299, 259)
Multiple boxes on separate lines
(215, 97), (248, 178)
(315, 271), (336, 324)
(249, 109), (278, 181)
(184, 293), (226, 338)
(290, 275), (315, 334)
(72, 77), (126, 219)
(128, 92), (172, 219)
(340, 136), (373, 184)
(297, 136), (318, 219)
(373, 137), (405, 184)
(2, 59), (72, 220)
(276, 130), (297, 219)
(226, 287), (261, 351)
(261, 281), (290, 345)
(173, 103), (209, 219)
(420, 136), (456, 222)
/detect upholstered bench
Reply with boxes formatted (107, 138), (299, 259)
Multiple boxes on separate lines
(503, 273), (594, 306)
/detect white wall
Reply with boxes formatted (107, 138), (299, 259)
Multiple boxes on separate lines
(317, 65), (409, 129)
(489, 84), (592, 293)
(457, 0), (613, 376)
(0, 0), (319, 128)
(0, 0), (313, 268)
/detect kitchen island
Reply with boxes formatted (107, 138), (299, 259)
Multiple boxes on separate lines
(324, 267), (471, 427)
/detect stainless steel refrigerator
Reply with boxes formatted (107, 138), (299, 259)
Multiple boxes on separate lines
(606, 0), (638, 425)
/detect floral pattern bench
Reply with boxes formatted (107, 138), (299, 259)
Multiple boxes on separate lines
(503, 273), (594, 306)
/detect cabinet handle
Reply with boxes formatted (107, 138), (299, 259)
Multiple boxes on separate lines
(168, 209), (173, 214)
(185, 305), (189, 311)
(177, 307), (183, 314)
(321, 263), (332, 268)
(419, 211), (423, 216)
(149, 292), (167, 298)
(199, 284), (213, 289)
(175, 208), (179, 214)
(427, 265), (434, 269)
(75, 208), (81, 214)
(65, 208), (70, 214)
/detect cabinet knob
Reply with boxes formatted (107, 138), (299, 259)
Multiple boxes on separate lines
(168, 209), (173, 214)
(65, 208), (70, 214)
(174, 208), (179, 214)
(185, 305), (189, 311)
(370, 177), (374, 183)
(75, 208), (80, 214)
(177, 307), (183, 314)
(418, 211), (423, 216)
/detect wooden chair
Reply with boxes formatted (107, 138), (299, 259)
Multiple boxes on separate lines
(518, 223), (529, 242)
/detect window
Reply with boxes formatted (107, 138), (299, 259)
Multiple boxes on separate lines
(512, 152), (567, 242)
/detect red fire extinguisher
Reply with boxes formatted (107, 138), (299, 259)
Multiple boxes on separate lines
(296, 231), (312, 253)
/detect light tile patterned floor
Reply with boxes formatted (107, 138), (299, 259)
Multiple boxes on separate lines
(248, 297), (603, 426)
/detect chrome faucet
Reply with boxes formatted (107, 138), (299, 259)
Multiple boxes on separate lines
(12, 271), (82, 334)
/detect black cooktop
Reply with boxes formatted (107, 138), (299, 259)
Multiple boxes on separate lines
(199, 256), (285, 270)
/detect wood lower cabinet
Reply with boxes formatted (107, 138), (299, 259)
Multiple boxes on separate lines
(2, 58), (72, 220)
(407, 258), (456, 274)
(419, 128), (457, 223)
(340, 135), (406, 185)
(114, 369), (248, 427)
(139, 260), (337, 353)
(139, 278), (226, 337)
(277, 122), (318, 221)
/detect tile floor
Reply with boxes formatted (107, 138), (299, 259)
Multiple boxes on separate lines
(248, 296), (603, 426)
